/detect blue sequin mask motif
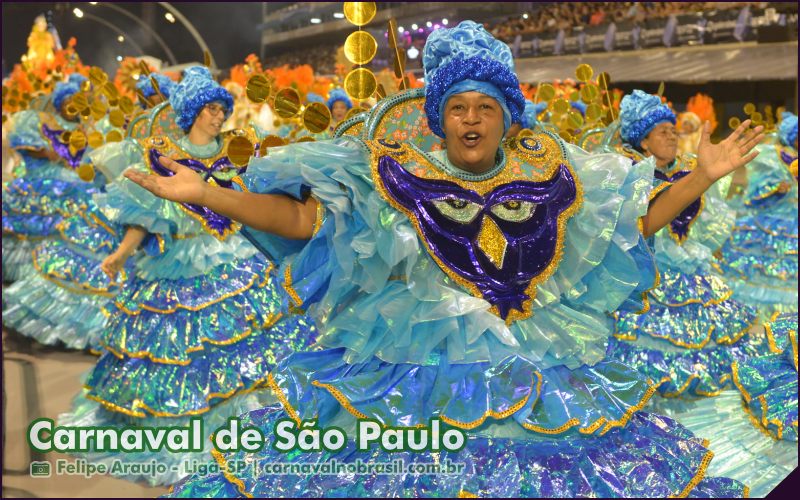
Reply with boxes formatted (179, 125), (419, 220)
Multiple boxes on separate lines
(655, 169), (701, 243)
(376, 141), (578, 321)
(41, 124), (85, 169)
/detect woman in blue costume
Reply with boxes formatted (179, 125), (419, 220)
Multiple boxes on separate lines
(327, 87), (353, 130)
(2, 73), (95, 283)
(136, 72), (175, 108)
(601, 91), (796, 496)
(1, 74), (174, 351)
(131, 22), (761, 497)
(715, 111), (798, 316)
(604, 90), (763, 399)
(56, 66), (317, 487)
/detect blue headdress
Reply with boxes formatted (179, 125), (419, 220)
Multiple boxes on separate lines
(326, 88), (352, 110)
(619, 89), (676, 149)
(53, 74), (87, 112)
(68, 73), (87, 86)
(169, 66), (233, 131)
(422, 20), (525, 138)
(779, 111), (798, 148)
(306, 92), (325, 104)
(136, 73), (176, 100)
(570, 100), (587, 116)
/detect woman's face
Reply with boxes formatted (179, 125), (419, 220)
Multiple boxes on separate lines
(442, 91), (505, 174)
(331, 101), (348, 122)
(640, 121), (678, 166)
(192, 102), (227, 138)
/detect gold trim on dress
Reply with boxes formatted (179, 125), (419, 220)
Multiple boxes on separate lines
(673, 450), (714, 498)
(282, 263), (304, 307)
(113, 272), (261, 315)
(211, 447), (254, 498)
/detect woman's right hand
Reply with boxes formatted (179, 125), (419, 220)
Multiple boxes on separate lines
(124, 156), (207, 205)
(100, 250), (128, 281)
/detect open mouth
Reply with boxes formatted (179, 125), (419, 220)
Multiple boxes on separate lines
(461, 132), (482, 148)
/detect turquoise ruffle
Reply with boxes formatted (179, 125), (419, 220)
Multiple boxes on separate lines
(58, 385), (278, 487)
(652, 390), (797, 497)
(239, 137), (657, 370)
(86, 311), (317, 417)
(165, 406), (745, 498)
(102, 257), (283, 363)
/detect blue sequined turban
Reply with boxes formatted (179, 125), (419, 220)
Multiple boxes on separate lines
(169, 66), (234, 131)
(52, 73), (87, 112)
(136, 73), (176, 100)
(422, 20), (525, 138)
(779, 111), (798, 147)
(326, 88), (353, 110)
(619, 89), (676, 149)
(306, 92), (325, 104)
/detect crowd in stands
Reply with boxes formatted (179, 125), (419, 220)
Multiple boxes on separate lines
(488, 2), (773, 42)
(263, 45), (337, 75)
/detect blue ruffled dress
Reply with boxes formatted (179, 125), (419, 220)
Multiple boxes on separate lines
(57, 133), (318, 486)
(2, 110), (98, 282)
(165, 91), (746, 496)
(606, 153), (760, 398)
(2, 138), (136, 351)
(714, 138), (798, 315)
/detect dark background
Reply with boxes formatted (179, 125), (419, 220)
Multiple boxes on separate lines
(2, 2), (264, 74)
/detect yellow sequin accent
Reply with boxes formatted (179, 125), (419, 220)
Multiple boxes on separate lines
(671, 450), (714, 498)
(334, 118), (365, 138)
(230, 175), (248, 192)
(438, 372), (542, 430)
(310, 194), (326, 237)
(211, 447), (253, 498)
(368, 135), (584, 325)
(731, 361), (752, 404)
(101, 313), (279, 366)
(265, 373), (302, 425)
(83, 380), (263, 418)
(476, 215), (508, 269)
(90, 212), (118, 237)
(660, 374), (729, 398)
(31, 246), (123, 297)
(458, 490), (478, 498)
(282, 263), (303, 307)
(646, 325), (714, 350)
(310, 380), (371, 420)
(599, 381), (660, 435)
(653, 289), (733, 309)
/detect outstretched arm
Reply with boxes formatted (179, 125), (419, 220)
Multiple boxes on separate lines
(124, 156), (319, 240)
(641, 119), (764, 238)
(100, 225), (147, 280)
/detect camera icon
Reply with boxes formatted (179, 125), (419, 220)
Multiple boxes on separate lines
(30, 461), (51, 478)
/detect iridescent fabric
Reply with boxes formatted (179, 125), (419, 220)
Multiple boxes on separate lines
(58, 133), (319, 486)
(2, 235), (121, 351)
(160, 117), (748, 496)
(715, 140), (798, 314)
(607, 151), (759, 401)
(732, 313), (798, 442)
(2, 139), (127, 346)
(652, 390), (797, 498)
(167, 407), (744, 498)
(2, 110), (100, 283)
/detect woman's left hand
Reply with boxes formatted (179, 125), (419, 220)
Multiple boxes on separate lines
(697, 119), (764, 184)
